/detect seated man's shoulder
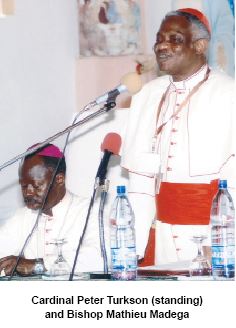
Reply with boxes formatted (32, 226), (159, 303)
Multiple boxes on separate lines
(8, 206), (29, 220)
(65, 192), (101, 234)
(66, 192), (93, 218)
(69, 192), (90, 208)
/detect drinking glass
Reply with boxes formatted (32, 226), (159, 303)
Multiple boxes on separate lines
(189, 235), (211, 276)
(49, 238), (71, 280)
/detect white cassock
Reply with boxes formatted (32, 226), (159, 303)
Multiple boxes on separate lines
(0, 191), (106, 273)
(121, 65), (235, 264)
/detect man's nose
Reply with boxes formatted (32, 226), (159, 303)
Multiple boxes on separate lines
(154, 41), (169, 52)
(24, 185), (35, 196)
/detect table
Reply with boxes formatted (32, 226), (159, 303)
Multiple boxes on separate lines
(0, 271), (222, 281)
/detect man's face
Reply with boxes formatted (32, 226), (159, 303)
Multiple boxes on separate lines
(19, 155), (56, 211)
(154, 15), (198, 78)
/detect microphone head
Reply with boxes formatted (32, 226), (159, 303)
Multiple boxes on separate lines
(120, 72), (142, 95)
(101, 132), (122, 155)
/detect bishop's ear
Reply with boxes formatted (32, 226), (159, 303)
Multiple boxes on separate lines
(55, 173), (65, 185)
(194, 39), (209, 55)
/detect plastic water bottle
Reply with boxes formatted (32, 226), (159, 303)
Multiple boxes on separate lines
(210, 180), (235, 279)
(109, 185), (137, 280)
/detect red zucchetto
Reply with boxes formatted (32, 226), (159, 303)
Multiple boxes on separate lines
(177, 8), (211, 34)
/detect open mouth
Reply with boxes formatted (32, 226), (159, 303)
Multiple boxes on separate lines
(157, 53), (172, 62)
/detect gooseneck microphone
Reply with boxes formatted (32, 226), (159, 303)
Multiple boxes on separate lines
(96, 132), (122, 185)
(96, 132), (122, 278)
(69, 133), (122, 280)
(93, 72), (142, 105)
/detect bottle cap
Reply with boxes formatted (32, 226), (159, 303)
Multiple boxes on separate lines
(117, 185), (126, 194)
(219, 180), (227, 189)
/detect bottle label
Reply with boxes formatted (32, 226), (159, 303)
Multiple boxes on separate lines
(111, 246), (137, 271)
(212, 245), (235, 268)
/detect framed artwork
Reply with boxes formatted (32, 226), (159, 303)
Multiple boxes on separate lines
(78, 0), (142, 56)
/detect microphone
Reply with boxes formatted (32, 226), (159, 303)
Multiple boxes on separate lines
(94, 72), (142, 105)
(96, 132), (122, 185)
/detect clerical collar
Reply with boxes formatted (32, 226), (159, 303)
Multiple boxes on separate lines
(169, 64), (209, 90)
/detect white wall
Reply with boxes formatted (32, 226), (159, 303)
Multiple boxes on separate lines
(0, 0), (79, 223)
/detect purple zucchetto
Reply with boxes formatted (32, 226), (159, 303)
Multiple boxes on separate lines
(28, 143), (64, 159)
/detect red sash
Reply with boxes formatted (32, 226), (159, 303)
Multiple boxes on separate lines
(138, 226), (156, 267)
(138, 180), (219, 267)
(156, 180), (219, 225)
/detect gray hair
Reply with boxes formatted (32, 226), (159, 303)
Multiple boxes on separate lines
(165, 10), (211, 41)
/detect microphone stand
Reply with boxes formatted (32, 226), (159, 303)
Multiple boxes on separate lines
(0, 100), (116, 171)
(69, 177), (110, 281)
(69, 186), (97, 281)
(87, 127), (116, 280)
(98, 180), (109, 275)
